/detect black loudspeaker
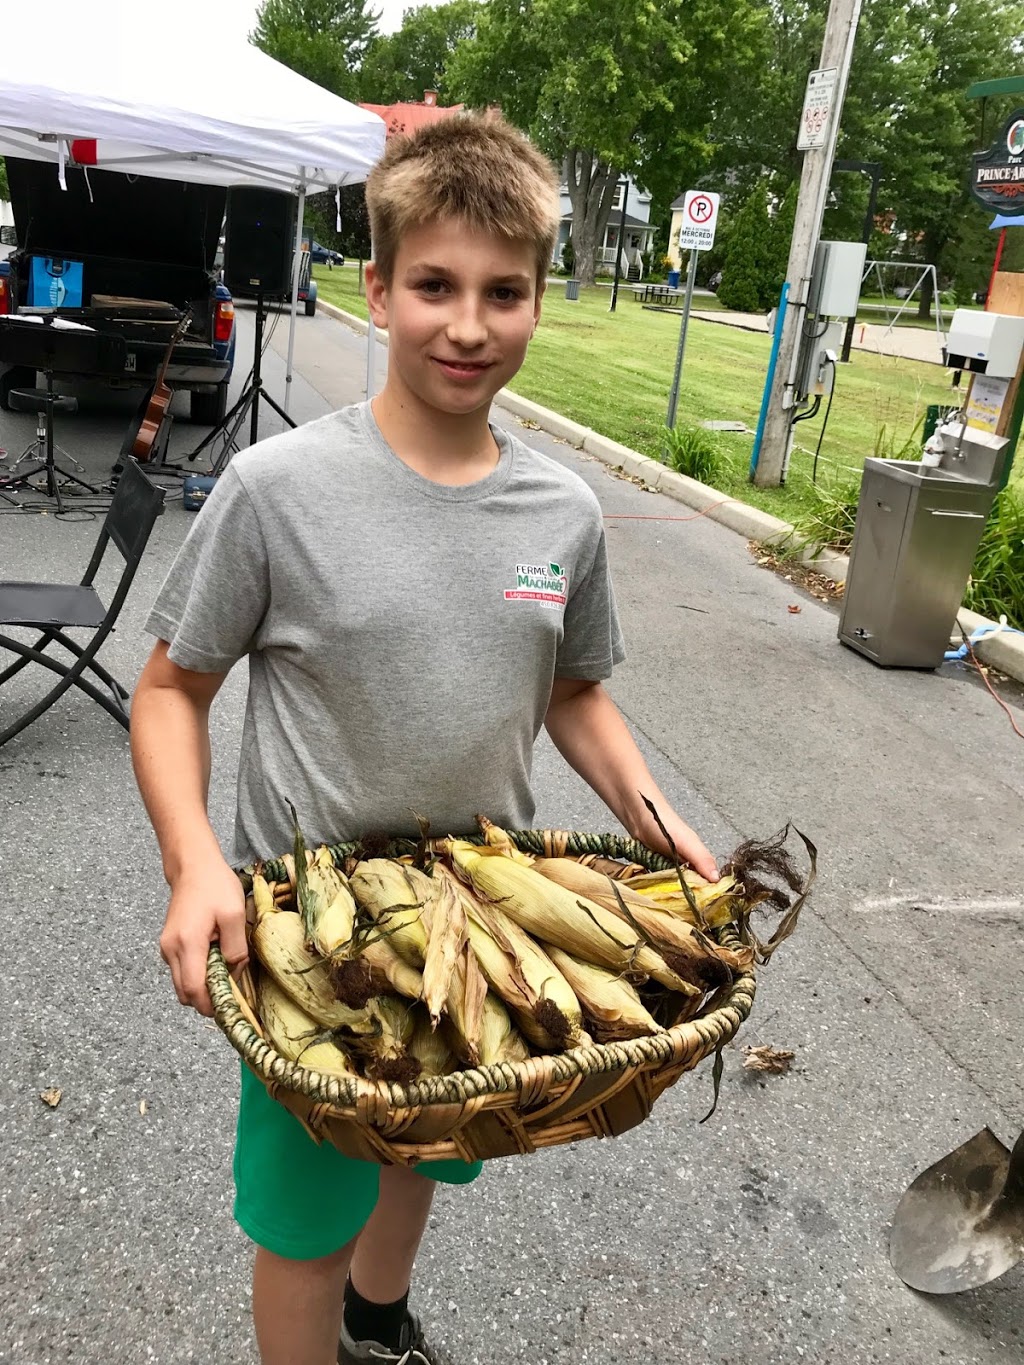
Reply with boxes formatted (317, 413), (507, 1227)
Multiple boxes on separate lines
(223, 188), (296, 298)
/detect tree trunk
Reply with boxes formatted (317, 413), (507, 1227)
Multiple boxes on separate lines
(358, 258), (365, 296)
(566, 150), (620, 287)
(916, 268), (934, 321)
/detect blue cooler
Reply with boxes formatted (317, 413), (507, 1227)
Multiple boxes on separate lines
(29, 257), (84, 309)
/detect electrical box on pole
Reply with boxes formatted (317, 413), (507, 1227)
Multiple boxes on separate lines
(751, 0), (864, 487)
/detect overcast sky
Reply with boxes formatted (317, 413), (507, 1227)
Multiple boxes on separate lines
(207, 1), (444, 42)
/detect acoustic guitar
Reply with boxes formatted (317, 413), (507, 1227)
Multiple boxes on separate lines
(131, 308), (193, 462)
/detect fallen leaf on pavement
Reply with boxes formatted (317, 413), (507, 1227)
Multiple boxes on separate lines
(742, 1045), (795, 1074)
(39, 1088), (62, 1108)
(139, 1099), (148, 1116)
(787, 604), (802, 614)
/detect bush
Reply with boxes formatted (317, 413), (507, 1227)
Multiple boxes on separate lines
(660, 424), (723, 486)
(965, 486), (1024, 629)
(561, 240), (575, 276)
(789, 478), (861, 553)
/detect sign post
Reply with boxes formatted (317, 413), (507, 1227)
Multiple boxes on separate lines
(666, 191), (719, 428)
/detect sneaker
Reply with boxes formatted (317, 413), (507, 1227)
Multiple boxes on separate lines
(337, 1310), (451, 1365)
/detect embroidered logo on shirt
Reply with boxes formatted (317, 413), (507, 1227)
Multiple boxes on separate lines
(504, 562), (567, 608)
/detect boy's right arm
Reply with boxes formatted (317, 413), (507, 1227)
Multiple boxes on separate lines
(131, 639), (246, 1018)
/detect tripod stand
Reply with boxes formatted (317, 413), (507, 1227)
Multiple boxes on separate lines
(185, 291), (295, 475)
(0, 371), (101, 513)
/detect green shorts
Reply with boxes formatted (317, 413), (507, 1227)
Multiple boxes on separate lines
(233, 1062), (483, 1260)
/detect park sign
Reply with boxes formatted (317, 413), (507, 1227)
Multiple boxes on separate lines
(970, 108), (1024, 217)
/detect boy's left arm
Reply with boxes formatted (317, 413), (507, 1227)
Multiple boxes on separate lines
(544, 677), (719, 881)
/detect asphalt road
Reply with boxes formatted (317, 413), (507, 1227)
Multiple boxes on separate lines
(1, 303), (1023, 1365)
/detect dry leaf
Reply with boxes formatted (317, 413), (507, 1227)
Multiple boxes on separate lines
(139, 1099), (148, 1116)
(742, 1044), (795, 1075)
(39, 1087), (62, 1108)
(787, 604), (802, 615)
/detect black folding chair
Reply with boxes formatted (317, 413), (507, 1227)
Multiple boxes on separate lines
(0, 458), (165, 747)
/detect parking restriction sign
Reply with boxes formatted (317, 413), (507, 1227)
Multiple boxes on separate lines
(678, 190), (720, 251)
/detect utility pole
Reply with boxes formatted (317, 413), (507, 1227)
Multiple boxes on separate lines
(753, 0), (864, 487)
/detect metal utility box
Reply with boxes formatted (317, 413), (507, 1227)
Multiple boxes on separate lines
(795, 318), (843, 402)
(838, 423), (1010, 668)
(806, 240), (868, 319)
(943, 310), (1024, 379)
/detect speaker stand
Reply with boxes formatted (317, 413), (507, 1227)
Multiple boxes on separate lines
(185, 293), (295, 475)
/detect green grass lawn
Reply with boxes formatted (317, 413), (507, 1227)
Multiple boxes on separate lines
(313, 267), (965, 523)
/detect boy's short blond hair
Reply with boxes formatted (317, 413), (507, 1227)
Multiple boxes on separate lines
(365, 113), (560, 293)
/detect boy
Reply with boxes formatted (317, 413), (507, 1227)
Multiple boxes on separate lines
(131, 115), (718, 1365)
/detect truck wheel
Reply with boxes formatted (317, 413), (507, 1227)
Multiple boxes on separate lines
(190, 383), (229, 425)
(305, 297), (317, 317)
(0, 366), (37, 411)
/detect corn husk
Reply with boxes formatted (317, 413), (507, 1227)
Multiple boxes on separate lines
(437, 864), (586, 1050)
(533, 858), (749, 987)
(445, 840), (699, 996)
(544, 947), (662, 1042)
(256, 972), (357, 1077)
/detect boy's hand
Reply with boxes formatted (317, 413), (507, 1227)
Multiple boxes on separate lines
(159, 856), (247, 1017)
(635, 804), (720, 883)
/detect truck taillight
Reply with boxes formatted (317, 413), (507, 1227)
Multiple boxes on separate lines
(214, 299), (235, 343)
(0, 276), (9, 315)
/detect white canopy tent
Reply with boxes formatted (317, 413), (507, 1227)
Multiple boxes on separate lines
(0, 1), (386, 418)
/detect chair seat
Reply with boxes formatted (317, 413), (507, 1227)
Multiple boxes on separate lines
(9, 387), (79, 415)
(0, 581), (105, 628)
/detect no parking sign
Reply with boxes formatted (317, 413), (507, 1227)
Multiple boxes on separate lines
(678, 191), (720, 251)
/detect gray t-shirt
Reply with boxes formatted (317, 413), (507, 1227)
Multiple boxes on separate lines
(146, 401), (625, 864)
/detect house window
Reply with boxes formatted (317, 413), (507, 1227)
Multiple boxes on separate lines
(612, 182), (624, 210)
(606, 227), (619, 249)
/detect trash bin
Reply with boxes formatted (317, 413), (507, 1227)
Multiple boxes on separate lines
(565, 279), (580, 301)
(838, 423), (1010, 668)
(667, 269), (681, 289)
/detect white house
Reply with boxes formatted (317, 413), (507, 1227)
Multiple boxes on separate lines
(553, 171), (657, 277)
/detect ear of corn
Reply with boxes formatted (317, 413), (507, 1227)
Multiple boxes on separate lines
(252, 904), (377, 1033)
(349, 860), (429, 966)
(256, 972), (356, 1077)
(533, 858), (744, 989)
(446, 840), (699, 996)
(439, 864), (586, 1050)
(420, 869), (467, 1027)
(348, 994), (421, 1085)
(476, 816), (534, 864)
(477, 993), (530, 1066)
(292, 812), (357, 960)
(544, 947), (661, 1042)
(444, 939), (488, 1066)
(407, 1005), (455, 1077)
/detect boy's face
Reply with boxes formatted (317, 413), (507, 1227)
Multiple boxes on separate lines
(366, 219), (543, 420)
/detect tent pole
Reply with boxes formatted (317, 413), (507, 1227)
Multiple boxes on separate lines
(284, 170), (306, 417)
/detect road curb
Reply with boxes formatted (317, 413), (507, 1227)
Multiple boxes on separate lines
(316, 299), (1024, 687)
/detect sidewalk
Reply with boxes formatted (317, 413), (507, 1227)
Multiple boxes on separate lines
(1, 307), (1022, 1365)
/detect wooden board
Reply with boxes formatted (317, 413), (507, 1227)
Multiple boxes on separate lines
(986, 272), (1024, 439)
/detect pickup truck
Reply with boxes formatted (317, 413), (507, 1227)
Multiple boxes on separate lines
(0, 158), (235, 423)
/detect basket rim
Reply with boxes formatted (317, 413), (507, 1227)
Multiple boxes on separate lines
(208, 829), (757, 1114)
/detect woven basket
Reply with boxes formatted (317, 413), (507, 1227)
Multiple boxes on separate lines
(208, 829), (757, 1166)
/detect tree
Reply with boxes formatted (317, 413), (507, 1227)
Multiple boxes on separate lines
(449, 0), (766, 285)
(0, 157), (8, 204)
(360, 1), (481, 104)
(251, 0), (379, 98)
(719, 181), (776, 313)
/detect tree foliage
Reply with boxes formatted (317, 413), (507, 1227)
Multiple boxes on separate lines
(719, 181), (791, 313)
(252, 0), (379, 98)
(448, 0), (766, 284)
(360, 1), (481, 104)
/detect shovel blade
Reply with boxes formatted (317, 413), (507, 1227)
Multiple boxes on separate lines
(890, 1128), (1024, 1294)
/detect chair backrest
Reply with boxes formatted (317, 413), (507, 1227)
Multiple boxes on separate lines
(81, 458), (165, 587)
